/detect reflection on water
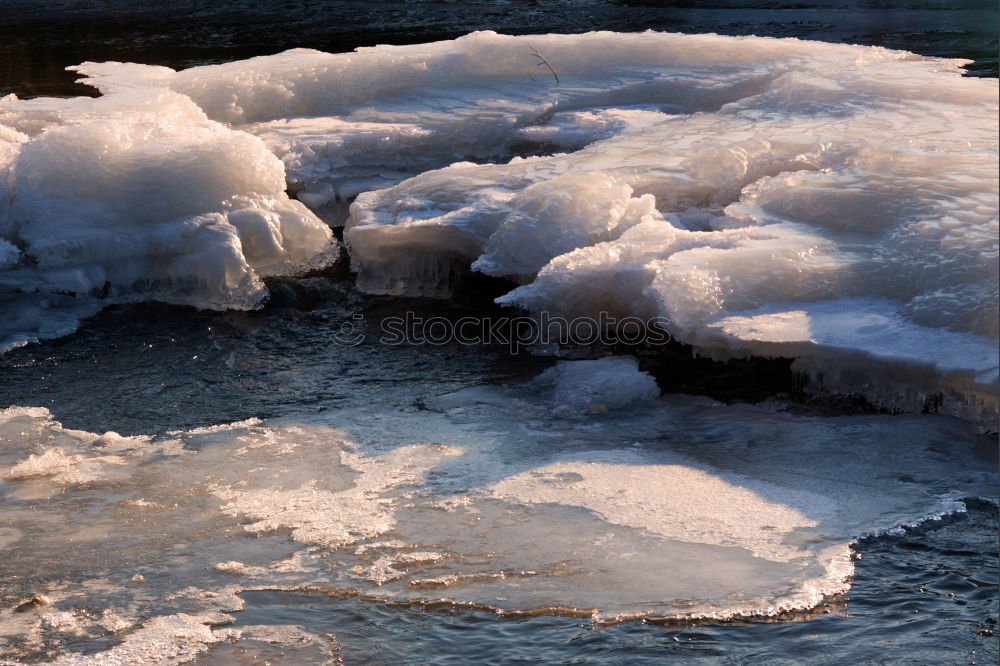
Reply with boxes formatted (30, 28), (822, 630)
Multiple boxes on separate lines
(1, 0), (997, 97)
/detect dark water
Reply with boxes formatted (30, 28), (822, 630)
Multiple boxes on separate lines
(0, 291), (555, 436)
(0, 0), (997, 98)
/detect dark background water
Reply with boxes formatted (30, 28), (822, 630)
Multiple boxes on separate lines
(1, 0), (997, 98)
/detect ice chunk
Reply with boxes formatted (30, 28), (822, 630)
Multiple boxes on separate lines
(700, 298), (999, 381)
(1, 30), (995, 417)
(472, 172), (660, 278)
(0, 293), (102, 352)
(0, 238), (19, 269)
(486, 455), (830, 563)
(535, 356), (660, 414)
(213, 444), (464, 549)
(50, 613), (219, 666)
(337, 33), (998, 413)
(5, 448), (92, 481)
(67, 31), (818, 223)
(697, 298), (1000, 421)
(0, 90), (337, 349)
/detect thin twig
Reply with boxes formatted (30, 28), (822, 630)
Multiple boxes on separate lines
(528, 46), (559, 86)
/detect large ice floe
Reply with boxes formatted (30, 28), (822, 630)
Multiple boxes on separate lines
(0, 30), (997, 416)
(1, 357), (996, 660)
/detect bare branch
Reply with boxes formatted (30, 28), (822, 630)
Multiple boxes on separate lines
(528, 46), (559, 86)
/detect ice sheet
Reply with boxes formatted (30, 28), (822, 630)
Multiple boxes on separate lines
(1, 375), (995, 659)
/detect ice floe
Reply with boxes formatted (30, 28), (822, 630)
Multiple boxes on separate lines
(1, 383), (995, 659)
(0, 30), (996, 413)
